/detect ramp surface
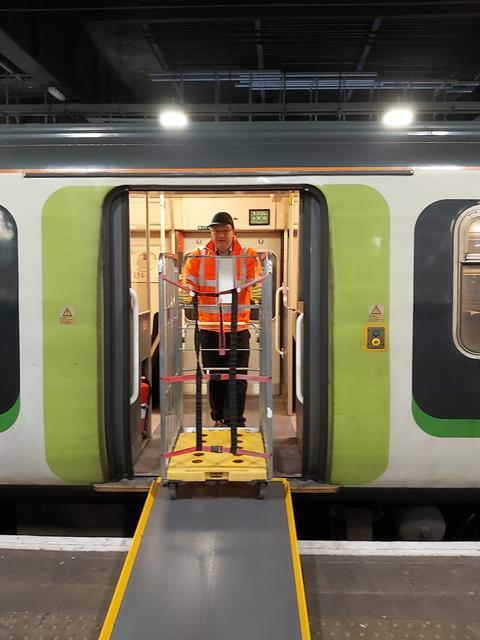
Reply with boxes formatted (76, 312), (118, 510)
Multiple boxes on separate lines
(101, 480), (308, 640)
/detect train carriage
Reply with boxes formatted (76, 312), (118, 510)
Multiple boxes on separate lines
(1, 122), (480, 494)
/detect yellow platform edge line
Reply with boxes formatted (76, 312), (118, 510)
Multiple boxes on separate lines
(98, 477), (161, 640)
(280, 478), (312, 640)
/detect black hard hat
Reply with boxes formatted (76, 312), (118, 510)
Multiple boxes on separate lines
(208, 211), (234, 228)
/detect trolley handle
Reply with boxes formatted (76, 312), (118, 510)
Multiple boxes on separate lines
(129, 288), (140, 404)
(274, 284), (286, 357)
(295, 313), (304, 404)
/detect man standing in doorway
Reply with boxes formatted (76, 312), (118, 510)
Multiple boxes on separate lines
(181, 212), (261, 427)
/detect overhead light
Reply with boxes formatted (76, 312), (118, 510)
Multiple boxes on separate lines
(382, 107), (414, 128)
(62, 132), (104, 138)
(158, 109), (188, 129)
(47, 86), (66, 102)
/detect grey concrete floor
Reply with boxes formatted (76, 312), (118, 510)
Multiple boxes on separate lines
(0, 549), (124, 640)
(303, 554), (480, 639)
(1, 548), (480, 639)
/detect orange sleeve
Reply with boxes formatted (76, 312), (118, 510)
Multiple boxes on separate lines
(183, 251), (200, 290)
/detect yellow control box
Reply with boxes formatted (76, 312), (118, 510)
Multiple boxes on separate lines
(363, 324), (387, 351)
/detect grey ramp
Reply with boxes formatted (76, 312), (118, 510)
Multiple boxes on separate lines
(110, 482), (303, 640)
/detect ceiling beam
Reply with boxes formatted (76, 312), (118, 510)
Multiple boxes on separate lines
(2, 4), (480, 21)
(140, 21), (182, 100)
(346, 16), (382, 102)
(148, 71), (480, 95)
(1, 101), (480, 118)
(0, 28), (60, 87)
(254, 18), (265, 103)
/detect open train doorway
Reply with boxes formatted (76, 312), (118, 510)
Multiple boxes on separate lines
(103, 186), (328, 482)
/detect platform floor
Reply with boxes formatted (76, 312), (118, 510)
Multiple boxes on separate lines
(1, 541), (480, 639)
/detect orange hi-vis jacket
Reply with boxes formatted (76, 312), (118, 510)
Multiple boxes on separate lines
(184, 236), (261, 332)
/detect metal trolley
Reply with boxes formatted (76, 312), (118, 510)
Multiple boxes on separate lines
(157, 251), (274, 498)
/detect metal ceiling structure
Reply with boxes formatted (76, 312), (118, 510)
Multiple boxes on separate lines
(1, 1), (480, 124)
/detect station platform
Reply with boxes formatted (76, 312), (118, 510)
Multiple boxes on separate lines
(1, 537), (480, 639)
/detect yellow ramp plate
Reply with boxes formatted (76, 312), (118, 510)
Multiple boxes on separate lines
(167, 429), (267, 482)
(100, 479), (310, 640)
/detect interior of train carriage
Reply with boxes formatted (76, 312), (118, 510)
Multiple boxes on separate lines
(125, 188), (327, 480)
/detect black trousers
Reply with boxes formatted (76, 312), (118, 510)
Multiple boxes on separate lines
(200, 329), (250, 426)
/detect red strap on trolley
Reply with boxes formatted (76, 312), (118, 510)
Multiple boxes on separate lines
(161, 373), (271, 383)
(160, 274), (192, 292)
(162, 445), (272, 459)
(159, 272), (269, 296)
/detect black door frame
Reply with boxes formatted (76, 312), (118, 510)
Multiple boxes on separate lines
(299, 188), (330, 479)
(102, 184), (329, 481)
(102, 187), (132, 479)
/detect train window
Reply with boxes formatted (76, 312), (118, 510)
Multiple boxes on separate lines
(465, 219), (480, 256)
(455, 208), (480, 355)
(0, 206), (19, 431)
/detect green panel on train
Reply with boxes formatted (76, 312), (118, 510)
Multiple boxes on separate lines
(43, 187), (109, 483)
(323, 184), (389, 485)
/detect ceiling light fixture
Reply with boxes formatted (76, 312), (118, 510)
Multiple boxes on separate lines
(382, 106), (414, 128)
(47, 86), (66, 102)
(158, 109), (189, 129)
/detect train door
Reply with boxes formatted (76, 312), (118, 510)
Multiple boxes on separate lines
(296, 190), (329, 478)
(164, 189), (328, 479)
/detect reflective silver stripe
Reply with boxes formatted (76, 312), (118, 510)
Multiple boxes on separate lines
(240, 247), (247, 285)
(193, 250), (254, 291)
(186, 274), (199, 285)
(199, 248), (206, 286)
(215, 254), (220, 292)
(199, 322), (249, 328)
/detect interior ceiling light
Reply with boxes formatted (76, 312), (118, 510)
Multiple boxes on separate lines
(158, 109), (188, 129)
(408, 130), (450, 137)
(382, 107), (414, 128)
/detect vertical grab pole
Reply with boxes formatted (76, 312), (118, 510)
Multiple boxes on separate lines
(260, 254), (274, 479)
(173, 262), (183, 439)
(158, 254), (167, 481)
(129, 288), (140, 405)
(158, 252), (182, 484)
(295, 313), (304, 405)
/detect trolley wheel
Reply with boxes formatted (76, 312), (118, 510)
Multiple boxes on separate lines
(167, 482), (178, 500)
(257, 481), (268, 500)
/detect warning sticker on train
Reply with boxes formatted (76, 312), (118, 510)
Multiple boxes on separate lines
(368, 304), (384, 322)
(59, 307), (76, 325)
